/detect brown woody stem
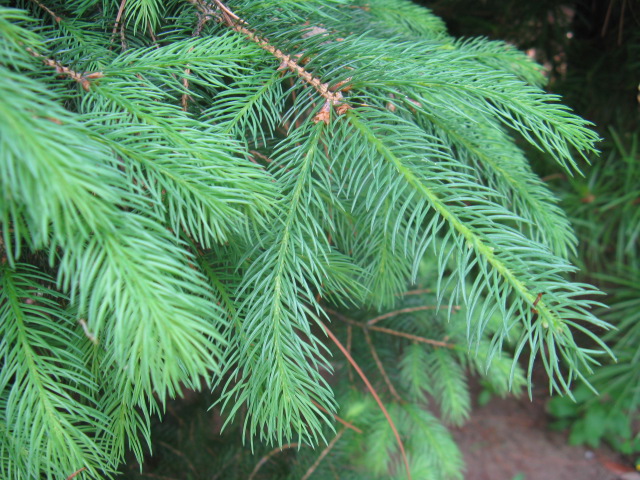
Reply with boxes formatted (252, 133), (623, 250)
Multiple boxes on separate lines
(248, 443), (300, 480)
(319, 319), (412, 480)
(325, 306), (455, 349)
(367, 304), (460, 326)
(26, 48), (103, 91)
(363, 327), (403, 402)
(300, 428), (346, 480)
(29, 0), (61, 23)
(311, 399), (363, 434)
(186, 0), (350, 122)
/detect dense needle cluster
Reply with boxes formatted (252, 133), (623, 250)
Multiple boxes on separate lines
(0, 0), (612, 478)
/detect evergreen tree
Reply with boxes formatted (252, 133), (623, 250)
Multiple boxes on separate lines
(0, 0), (613, 478)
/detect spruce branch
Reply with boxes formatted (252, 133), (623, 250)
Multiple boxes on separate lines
(343, 109), (610, 392)
(0, 265), (110, 479)
(0, 2), (616, 477)
(186, 0), (351, 121)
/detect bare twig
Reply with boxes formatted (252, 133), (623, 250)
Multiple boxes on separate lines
(193, 11), (211, 36)
(181, 10), (215, 111)
(618, 0), (627, 45)
(325, 307), (455, 349)
(210, 0), (241, 22)
(29, 0), (61, 22)
(369, 325), (455, 349)
(300, 428), (346, 480)
(249, 150), (276, 165)
(27, 48), (104, 91)
(398, 288), (432, 296)
(318, 319), (412, 480)
(158, 441), (198, 477)
(541, 173), (566, 182)
(367, 305), (459, 326)
(111, 0), (127, 44)
(181, 70), (192, 111)
(120, 16), (128, 51)
(140, 474), (179, 480)
(346, 324), (354, 383)
(78, 319), (98, 345)
(363, 328), (402, 402)
(66, 467), (86, 480)
(248, 443), (299, 480)
(311, 399), (363, 434)
(601, 0), (615, 38)
(147, 20), (158, 45)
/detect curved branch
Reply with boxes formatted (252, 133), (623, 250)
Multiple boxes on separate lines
(318, 319), (412, 480)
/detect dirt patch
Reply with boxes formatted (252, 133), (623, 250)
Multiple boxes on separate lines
(452, 383), (635, 480)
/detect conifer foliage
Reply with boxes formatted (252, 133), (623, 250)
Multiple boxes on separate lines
(0, 0), (612, 478)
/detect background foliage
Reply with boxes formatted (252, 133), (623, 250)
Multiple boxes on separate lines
(0, 0), (631, 478)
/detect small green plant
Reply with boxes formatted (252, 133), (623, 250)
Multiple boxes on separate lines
(0, 0), (614, 478)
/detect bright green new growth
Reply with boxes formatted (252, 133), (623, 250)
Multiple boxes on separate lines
(0, 0), (611, 478)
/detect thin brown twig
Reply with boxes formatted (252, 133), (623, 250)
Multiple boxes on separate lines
(362, 327), (403, 402)
(111, 0), (127, 44)
(619, 0), (627, 45)
(211, 0), (241, 22)
(186, 0), (351, 122)
(66, 467), (87, 480)
(300, 428), (346, 480)
(247, 443), (299, 480)
(181, 12), (212, 111)
(398, 288), (432, 296)
(26, 48), (104, 91)
(322, 307), (361, 327)
(346, 324), (354, 383)
(147, 20), (158, 45)
(325, 307), (455, 349)
(318, 319), (412, 480)
(193, 11), (211, 36)
(367, 305), (459, 326)
(140, 474), (179, 480)
(29, 0), (61, 22)
(541, 173), (566, 182)
(119, 15), (128, 51)
(158, 441), (198, 477)
(181, 70), (191, 111)
(311, 399), (363, 434)
(601, 0), (615, 38)
(78, 319), (98, 345)
(369, 325), (455, 349)
(249, 150), (276, 165)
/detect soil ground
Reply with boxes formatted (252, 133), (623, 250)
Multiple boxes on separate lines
(453, 382), (637, 480)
